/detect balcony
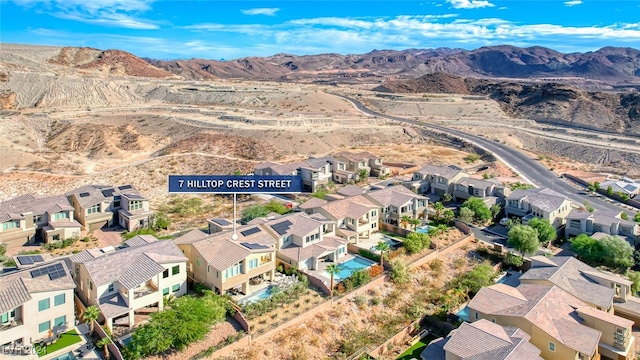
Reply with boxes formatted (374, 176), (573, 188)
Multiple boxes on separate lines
(0, 319), (23, 332)
(359, 217), (369, 225)
(134, 282), (158, 299)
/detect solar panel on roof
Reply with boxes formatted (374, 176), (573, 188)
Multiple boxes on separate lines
(30, 263), (65, 279)
(240, 242), (269, 250)
(32, 255), (44, 262)
(624, 184), (636, 192)
(118, 185), (133, 190)
(79, 192), (90, 198)
(17, 256), (34, 265)
(271, 220), (293, 235)
(240, 227), (261, 237)
(101, 189), (115, 198)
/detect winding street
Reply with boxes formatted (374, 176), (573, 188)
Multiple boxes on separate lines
(333, 93), (633, 216)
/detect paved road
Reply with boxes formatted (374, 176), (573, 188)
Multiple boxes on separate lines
(335, 94), (632, 216)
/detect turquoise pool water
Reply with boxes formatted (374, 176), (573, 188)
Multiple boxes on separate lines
(240, 285), (277, 304)
(416, 226), (430, 234)
(50, 352), (77, 360)
(456, 306), (470, 322)
(322, 256), (377, 281)
(370, 236), (402, 252)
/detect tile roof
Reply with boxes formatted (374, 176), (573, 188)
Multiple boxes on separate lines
(0, 194), (74, 222)
(264, 213), (323, 238)
(415, 164), (464, 180)
(0, 259), (75, 313)
(565, 209), (593, 220)
(66, 184), (141, 208)
(456, 177), (496, 189)
(208, 218), (232, 226)
(174, 229), (209, 245)
(298, 197), (328, 210)
(98, 292), (130, 319)
(520, 256), (615, 309)
(75, 238), (187, 288)
(581, 270), (633, 286)
(468, 284), (601, 356)
(124, 235), (158, 248)
(278, 236), (347, 263)
(508, 188), (568, 213)
(365, 185), (426, 208)
(437, 320), (543, 360)
(319, 195), (379, 220)
(337, 185), (367, 197)
(577, 306), (634, 328)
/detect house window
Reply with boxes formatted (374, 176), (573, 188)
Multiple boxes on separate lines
(172, 284), (180, 293)
(371, 223), (376, 229)
(548, 342), (555, 352)
(87, 204), (100, 215)
(305, 233), (319, 243)
(108, 283), (114, 293)
(437, 177), (447, 184)
(216, 271), (219, 278)
(1, 221), (19, 230)
(38, 321), (51, 333)
(33, 215), (42, 223)
(89, 281), (93, 291)
(1, 309), (15, 324)
(163, 287), (169, 295)
(54, 294), (65, 306)
(38, 298), (50, 312)
(474, 312), (479, 320)
(113, 196), (121, 208)
(491, 318), (495, 323)
(371, 210), (377, 217)
(129, 201), (143, 211)
(52, 234), (60, 241)
(338, 163), (345, 170)
(172, 265), (180, 275)
(248, 259), (258, 270)
(54, 315), (66, 328)
(53, 212), (69, 220)
(196, 258), (201, 267)
(163, 269), (169, 278)
(224, 262), (243, 279)
(508, 200), (519, 207)
(615, 327), (627, 346)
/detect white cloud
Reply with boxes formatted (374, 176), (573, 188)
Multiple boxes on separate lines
(447, 0), (495, 9)
(12, 0), (159, 29)
(564, 0), (583, 6)
(241, 8), (279, 16)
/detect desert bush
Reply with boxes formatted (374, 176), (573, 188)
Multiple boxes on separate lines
(390, 259), (410, 284)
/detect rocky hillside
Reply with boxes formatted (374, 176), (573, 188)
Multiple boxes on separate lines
(50, 47), (174, 78)
(376, 73), (640, 134)
(148, 45), (640, 87)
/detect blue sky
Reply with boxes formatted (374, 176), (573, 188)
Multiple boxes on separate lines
(1, 0), (639, 60)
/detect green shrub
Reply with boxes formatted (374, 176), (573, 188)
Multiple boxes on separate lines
(0, 244), (5, 257)
(390, 259), (410, 284)
(358, 249), (380, 262)
(503, 253), (525, 268)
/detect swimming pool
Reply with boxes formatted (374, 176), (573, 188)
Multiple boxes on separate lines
(239, 285), (277, 304)
(456, 306), (470, 322)
(321, 256), (377, 281)
(370, 236), (402, 252)
(49, 351), (77, 360)
(416, 226), (430, 234)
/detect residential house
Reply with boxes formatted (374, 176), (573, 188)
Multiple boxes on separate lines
(0, 259), (75, 347)
(207, 218), (234, 234)
(69, 236), (187, 331)
(452, 177), (510, 202)
(254, 158), (333, 192)
(467, 283), (635, 360)
(504, 188), (573, 228)
(174, 225), (277, 296)
(364, 185), (428, 226)
(565, 209), (639, 243)
(331, 151), (390, 182)
(337, 185), (367, 198)
(0, 194), (81, 249)
(303, 195), (380, 243)
(411, 165), (469, 195)
(421, 319), (543, 360)
(262, 212), (347, 271)
(253, 162), (300, 176)
(66, 184), (154, 232)
(600, 180), (640, 199)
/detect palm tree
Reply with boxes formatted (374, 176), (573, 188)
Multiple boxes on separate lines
(83, 305), (101, 335)
(433, 202), (445, 222)
(326, 264), (339, 299)
(96, 337), (111, 360)
(409, 218), (421, 231)
(375, 241), (390, 268)
(400, 215), (411, 229)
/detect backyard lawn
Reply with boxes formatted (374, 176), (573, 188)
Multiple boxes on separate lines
(38, 329), (82, 357)
(396, 335), (436, 360)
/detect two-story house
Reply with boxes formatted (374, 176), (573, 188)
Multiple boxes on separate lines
(565, 209), (640, 243)
(467, 283), (635, 360)
(422, 319), (543, 360)
(452, 177), (511, 202)
(0, 258), (75, 348)
(331, 151), (390, 182)
(364, 185), (428, 226)
(412, 164), (469, 196)
(254, 158), (333, 192)
(69, 236), (187, 331)
(303, 195), (380, 243)
(0, 194), (81, 249)
(66, 184), (154, 232)
(504, 188), (573, 228)
(262, 212), (347, 271)
(174, 225), (277, 296)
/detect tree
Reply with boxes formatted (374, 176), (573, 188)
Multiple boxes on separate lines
(152, 211), (171, 231)
(400, 215), (411, 229)
(621, 193), (630, 202)
(490, 204), (501, 220)
(451, 262), (497, 295)
(442, 209), (454, 225)
(635, 213), (640, 223)
(326, 264), (339, 299)
(97, 338), (111, 360)
(507, 225), (539, 258)
(570, 234), (603, 264)
(621, 212), (629, 220)
(599, 236), (635, 269)
(441, 193), (453, 204)
(607, 186), (614, 196)
(459, 207), (474, 224)
(375, 241), (390, 268)
(461, 197), (492, 223)
(527, 218), (557, 247)
(241, 204), (271, 224)
(83, 306), (101, 335)
(390, 259), (410, 284)
(358, 169), (369, 184)
(433, 202), (445, 222)
(403, 232), (431, 254)
(627, 270), (640, 295)
(409, 218), (421, 230)
(506, 218), (521, 229)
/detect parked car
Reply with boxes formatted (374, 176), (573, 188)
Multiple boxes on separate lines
(499, 217), (509, 226)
